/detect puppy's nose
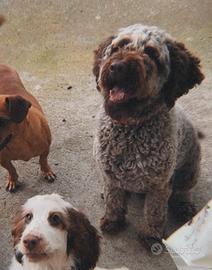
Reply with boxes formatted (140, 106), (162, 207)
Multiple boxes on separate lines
(23, 235), (40, 251)
(110, 61), (127, 74)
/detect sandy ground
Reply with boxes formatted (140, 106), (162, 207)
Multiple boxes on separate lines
(0, 1), (212, 269)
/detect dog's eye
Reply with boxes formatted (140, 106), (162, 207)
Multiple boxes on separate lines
(143, 46), (163, 72)
(143, 46), (160, 61)
(25, 213), (33, 224)
(116, 38), (131, 48)
(111, 46), (119, 54)
(49, 214), (62, 227)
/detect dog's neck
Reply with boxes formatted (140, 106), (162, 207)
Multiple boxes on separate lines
(111, 103), (169, 126)
(106, 96), (169, 126)
(112, 117), (143, 126)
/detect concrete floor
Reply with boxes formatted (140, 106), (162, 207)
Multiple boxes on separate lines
(0, 0), (212, 269)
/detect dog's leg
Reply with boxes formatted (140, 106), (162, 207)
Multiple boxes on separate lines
(169, 141), (200, 222)
(100, 185), (129, 234)
(138, 184), (171, 250)
(169, 191), (197, 223)
(39, 152), (56, 182)
(1, 160), (18, 192)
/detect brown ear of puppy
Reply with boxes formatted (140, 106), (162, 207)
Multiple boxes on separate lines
(161, 41), (205, 108)
(11, 207), (25, 247)
(93, 36), (114, 90)
(5, 96), (32, 123)
(66, 208), (100, 270)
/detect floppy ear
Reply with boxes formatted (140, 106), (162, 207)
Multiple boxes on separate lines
(11, 207), (25, 264)
(11, 207), (25, 248)
(161, 40), (204, 108)
(66, 208), (100, 270)
(93, 36), (114, 90)
(5, 95), (31, 123)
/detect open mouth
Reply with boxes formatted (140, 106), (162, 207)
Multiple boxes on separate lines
(109, 87), (129, 103)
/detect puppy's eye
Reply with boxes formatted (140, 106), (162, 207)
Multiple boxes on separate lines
(49, 214), (62, 227)
(25, 213), (33, 224)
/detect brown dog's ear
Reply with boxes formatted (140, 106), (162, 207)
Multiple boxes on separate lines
(5, 96), (31, 123)
(161, 40), (204, 108)
(66, 208), (100, 270)
(93, 36), (114, 90)
(11, 207), (25, 264)
(11, 207), (25, 247)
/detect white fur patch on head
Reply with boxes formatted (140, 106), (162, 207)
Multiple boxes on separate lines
(24, 193), (74, 211)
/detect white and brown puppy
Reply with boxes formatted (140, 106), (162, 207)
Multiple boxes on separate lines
(10, 194), (129, 270)
(10, 194), (100, 270)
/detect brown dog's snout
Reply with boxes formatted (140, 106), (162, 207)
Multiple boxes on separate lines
(23, 234), (41, 251)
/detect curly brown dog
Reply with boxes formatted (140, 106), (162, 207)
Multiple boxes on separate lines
(93, 24), (204, 247)
(0, 64), (56, 191)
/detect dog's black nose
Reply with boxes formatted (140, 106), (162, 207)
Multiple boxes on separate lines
(110, 61), (127, 74)
(23, 235), (40, 251)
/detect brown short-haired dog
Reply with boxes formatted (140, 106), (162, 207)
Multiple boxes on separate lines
(0, 64), (56, 191)
(93, 24), (204, 247)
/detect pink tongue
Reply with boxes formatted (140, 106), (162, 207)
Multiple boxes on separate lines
(109, 89), (125, 102)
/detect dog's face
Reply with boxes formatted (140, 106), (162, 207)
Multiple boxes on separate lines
(0, 95), (31, 151)
(93, 25), (204, 122)
(12, 194), (100, 270)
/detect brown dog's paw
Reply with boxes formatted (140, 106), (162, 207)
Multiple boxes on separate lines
(100, 216), (127, 234)
(6, 181), (16, 192)
(43, 171), (56, 183)
(6, 179), (22, 192)
(138, 233), (165, 255)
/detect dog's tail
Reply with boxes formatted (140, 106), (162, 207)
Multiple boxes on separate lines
(197, 130), (205, 139)
(0, 15), (5, 27)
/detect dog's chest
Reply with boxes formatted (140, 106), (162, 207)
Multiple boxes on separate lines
(95, 114), (175, 192)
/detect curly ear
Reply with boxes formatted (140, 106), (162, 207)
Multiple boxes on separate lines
(5, 95), (31, 123)
(161, 41), (204, 108)
(66, 208), (100, 270)
(93, 36), (114, 90)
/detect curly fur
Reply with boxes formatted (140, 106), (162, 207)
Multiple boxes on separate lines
(93, 24), (204, 243)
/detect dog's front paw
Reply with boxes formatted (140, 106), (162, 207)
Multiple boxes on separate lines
(43, 170), (56, 183)
(6, 180), (16, 192)
(138, 233), (165, 255)
(6, 178), (22, 192)
(100, 216), (127, 234)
